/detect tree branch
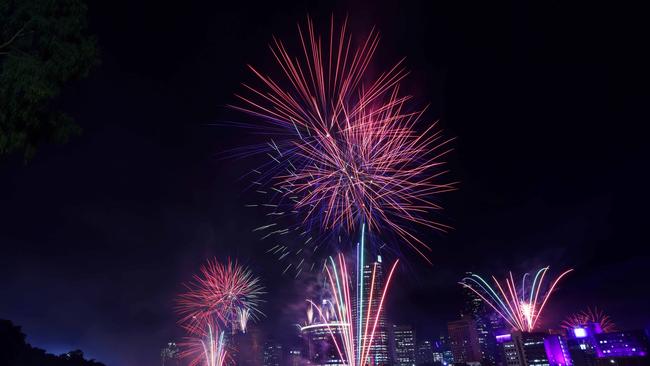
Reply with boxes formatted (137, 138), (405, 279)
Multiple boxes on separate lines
(0, 25), (26, 51)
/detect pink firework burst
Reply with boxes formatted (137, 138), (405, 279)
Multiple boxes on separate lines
(233, 17), (456, 263)
(561, 307), (617, 333)
(176, 258), (264, 333)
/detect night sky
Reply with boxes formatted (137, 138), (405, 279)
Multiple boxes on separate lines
(1, 1), (649, 365)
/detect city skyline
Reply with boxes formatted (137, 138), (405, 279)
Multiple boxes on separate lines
(152, 292), (648, 366)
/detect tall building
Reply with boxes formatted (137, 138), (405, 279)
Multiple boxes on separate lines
(416, 340), (435, 366)
(354, 255), (390, 365)
(594, 330), (649, 359)
(391, 324), (416, 365)
(301, 322), (347, 365)
(496, 332), (562, 366)
(234, 326), (264, 366)
(437, 334), (454, 365)
(566, 323), (600, 366)
(263, 340), (283, 366)
(462, 287), (502, 365)
(448, 317), (482, 365)
(518, 332), (551, 366)
(496, 334), (521, 366)
(544, 334), (573, 366)
(287, 348), (306, 366)
(565, 323), (650, 366)
(160, 342), (180, 366)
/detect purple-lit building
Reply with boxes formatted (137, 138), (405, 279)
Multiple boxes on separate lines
(495, 333), (520, 366)
(565, 323), (650, 366)
(544, 334), (573, 366)
(448, 317), (482, 365)
(495, 331), (573, 366)
(300, 322), (347, 365)
(594, 330), (649, 362)
(495, 332), (549, 366)
(566, 323), (601, 366)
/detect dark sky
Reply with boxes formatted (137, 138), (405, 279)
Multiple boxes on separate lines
(2, 1), (649, 365)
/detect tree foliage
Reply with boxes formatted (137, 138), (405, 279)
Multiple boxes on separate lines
(0, 0), (97, 159)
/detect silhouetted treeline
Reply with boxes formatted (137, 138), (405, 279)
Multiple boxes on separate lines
(0, 319), (106, 366)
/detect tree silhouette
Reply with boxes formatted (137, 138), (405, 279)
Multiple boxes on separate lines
(0, 319), (106, 366)
(0, 0), (97, 160)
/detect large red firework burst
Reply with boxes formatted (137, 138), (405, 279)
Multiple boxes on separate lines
(561, 307), (617, 333)
(176, 258), (264, 333)
(233, 17), (455, 263)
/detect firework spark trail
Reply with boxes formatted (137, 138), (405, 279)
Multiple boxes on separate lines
(176, 258), (265, 334)
(460, 267), (573, 332)
(180, 322), (228, 366)
(306, 303), (314, 324)
(307, 231), (399, 365)
(561, 307), (617, 332)
(237, 308), (250, 333)
(233, 16), (455, 264)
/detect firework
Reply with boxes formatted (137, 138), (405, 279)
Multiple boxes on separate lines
(180, 322), (228, 366)
(306, 226), (399, 365)
(460, 267), (573, 332)
(237, 308), (250, 333)
(562, 307), (616, 333)
(176, 258), (265, 333)
(234, 17), (455, 265)
(306, 303), (314, 324)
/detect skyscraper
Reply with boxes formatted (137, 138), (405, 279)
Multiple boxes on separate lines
(448, 317), (482, 365)
(462, 287), (502, 365)
(301, 322), (347, 365)
(287, 348), (305, 366)
(594, 330), (649, 359)
(416, 340), (435, 366)
(565, 323), (600, 366)
(544, 334), (573, 366)
(496, 332), (552, 366)
(263, 340), (283, 366)
(160, 342), (180, 366)
(354, 255), (390, 365)
(437, 334), (455, 365)
(233, 326), (264, 366)
(391, 324), (416, 365)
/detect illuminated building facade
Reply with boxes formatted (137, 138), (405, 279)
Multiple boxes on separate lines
(263, 340), (283, 366)
(544, 334), (573, 366)
(437, 335), (455, 365)
(566, 323), (650, 365)
(287, 348), (304, 366)
(594, 330), (649, 359)
(496, 332), (550, 366)
(496, 334), (522, 366)
(301, 322), (347, 365)
(448, 317), (482, 364)
(354, 255), (390, 365)
(391, 324), (416, 365)
(234, 326), (263, 366)
(566, 323), (600, 366)
(415, 340), (435, 365)
(463, 287), (501, 365)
